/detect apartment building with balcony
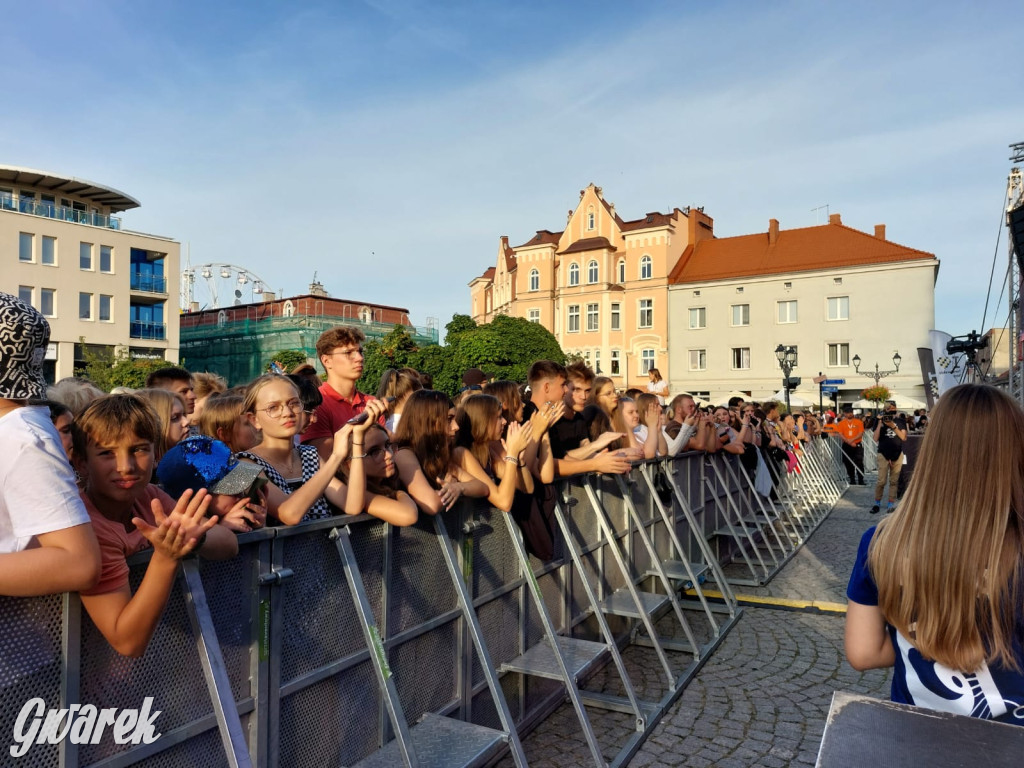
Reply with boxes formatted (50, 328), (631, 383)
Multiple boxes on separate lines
(0, 165), (179, 382)
(666, 214), (938, 405)
(469, 184), (712, 388)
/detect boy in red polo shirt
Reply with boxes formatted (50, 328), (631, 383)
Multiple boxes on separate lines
(302, 326), (375, 461)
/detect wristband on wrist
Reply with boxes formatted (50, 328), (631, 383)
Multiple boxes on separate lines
(504, 455), (521, 466)
(353, 453), (368, 459)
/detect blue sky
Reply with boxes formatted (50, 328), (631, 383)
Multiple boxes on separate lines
(2, 0), (1020, 340)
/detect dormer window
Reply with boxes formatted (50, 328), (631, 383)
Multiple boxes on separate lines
(587, 209), (595, 230)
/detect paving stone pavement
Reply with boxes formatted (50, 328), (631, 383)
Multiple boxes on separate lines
(496, 479), (894, 767)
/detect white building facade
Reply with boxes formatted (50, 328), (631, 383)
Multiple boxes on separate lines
(0, 165), (180, 382)
(667, 214), (938, 407)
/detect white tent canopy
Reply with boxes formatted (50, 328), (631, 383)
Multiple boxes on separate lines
(714, 390), (751, 406)
(851, 395), (927, 411)
(770, 390), (814, 408)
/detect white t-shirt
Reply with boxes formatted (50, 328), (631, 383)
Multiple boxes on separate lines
(647, 380), (669, 405)
(0, 405), (89, 553)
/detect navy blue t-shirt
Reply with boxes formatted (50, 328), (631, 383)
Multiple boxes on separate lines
(847, 527), (1024, 724)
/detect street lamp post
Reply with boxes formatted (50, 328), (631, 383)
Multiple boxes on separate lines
(852, 351), (902, 386)
(775, 344), (798, 411)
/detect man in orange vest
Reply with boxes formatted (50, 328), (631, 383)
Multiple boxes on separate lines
(836, 405), (865, 485)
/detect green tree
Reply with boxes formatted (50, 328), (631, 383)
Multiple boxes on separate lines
(451, 314), (565, 385)
(358, 325), (420, 394)
(80, 342), (170, 392)
(263, 349), (309, 374)
(409, 344), (459, 396)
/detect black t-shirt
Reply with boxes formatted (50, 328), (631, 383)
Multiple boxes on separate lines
(549, 409), (590, 459)
(876, 413), (907, 461)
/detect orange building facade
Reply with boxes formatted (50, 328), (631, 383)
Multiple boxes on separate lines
(469, 184), (714, 388)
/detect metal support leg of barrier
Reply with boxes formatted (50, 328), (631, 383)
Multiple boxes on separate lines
(638, 462), (729, 632)
(498, 509), (623, 768)
(330, 526), (419, 768)
(432, 513), (528, 768)
(703, 462), (769, 586)
(610, 473), (705, 662)
(662, 460), (739, 611)
(720, 458), (793, 561)
(732, 459), (804, 551)
(181, 559), (254, 768)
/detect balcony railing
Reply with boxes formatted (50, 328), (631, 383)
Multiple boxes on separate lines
(0, 192), (122, 230)
(130, 269), (167, 293)
(130, 321), (166, 341)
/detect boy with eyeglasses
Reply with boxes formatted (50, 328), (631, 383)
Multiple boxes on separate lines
(302, 326), (375, 461)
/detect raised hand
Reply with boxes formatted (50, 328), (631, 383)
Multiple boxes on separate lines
(219, 496), (267, 533)
(136, 488), (217, 560)
(503, 420), (531, 457)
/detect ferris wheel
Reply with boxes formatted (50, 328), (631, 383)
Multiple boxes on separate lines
(180, 263), (274, 311)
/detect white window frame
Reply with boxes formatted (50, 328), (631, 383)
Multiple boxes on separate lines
(731, 303), (749, 327)
(689, 306), (706, 329)
(79, 292), (93, 321)
(828, 342), (850, 367)
(529, 269), (539, 292)
(40, 288), (55, 318)
(80, 242), (93, 271)
(639, 255), (652, 280)
(567, 304), (580, 333)
(610, 350), (621, 375)
(100, 245), (113, 273)
(777, 300), (798, 324)
(568, 263), (580, 286)
(610, 302), (621, 331)
(638, 298), (653, 329)
(19, 232), (33, 262)
(586, 302), (599, 332)
(528, 308), (540, 323)
(99, 294), (112, 322)
(640, 349), (655, 375)
(587, 210), (595, 230)
(827, 295), (850, 321)
(41, 236), (56, 266)
(587, 260), (599, 284)
(18, 285), (32, 306)
(617, 259), (626, 283)
(688, 349), (706, 371)
(731, 347), (751, 370)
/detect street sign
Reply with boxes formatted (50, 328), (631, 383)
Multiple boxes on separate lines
(812, 374), (827, 385)
(821, 386), (839, 393)
(823, 379), (846, 386)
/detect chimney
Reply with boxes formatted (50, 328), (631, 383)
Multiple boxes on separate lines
(829, 213), (842, 225)
(768, 218), (779, 245)
(261, 291), (276, 302)
(874, 224), (886, 240)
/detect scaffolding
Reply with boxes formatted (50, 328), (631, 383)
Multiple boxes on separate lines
(179, 311), (440, 385)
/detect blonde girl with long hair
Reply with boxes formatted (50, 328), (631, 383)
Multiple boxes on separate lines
(136, 388), (190, 461)
(845, 384), (1024, 724)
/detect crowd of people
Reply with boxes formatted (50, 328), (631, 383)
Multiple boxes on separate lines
(8, 289), (1024, 733)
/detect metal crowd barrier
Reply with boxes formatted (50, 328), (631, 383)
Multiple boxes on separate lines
(1, 445), (846, 768)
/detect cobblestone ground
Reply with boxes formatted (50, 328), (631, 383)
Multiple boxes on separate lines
(497, 480), (893, 767)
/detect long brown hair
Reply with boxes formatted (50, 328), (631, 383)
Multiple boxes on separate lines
(455, 393), (501, 470)
(136, 388), (186, 460)
(393, 390), (453, 490)
(589, 376), (629, 448)
(869, 384), (1024, 672)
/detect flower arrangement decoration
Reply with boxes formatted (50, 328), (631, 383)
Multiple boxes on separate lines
(861, 385), (891, 404)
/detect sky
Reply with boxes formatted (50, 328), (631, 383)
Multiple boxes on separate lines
(2, 0), (1021, 340)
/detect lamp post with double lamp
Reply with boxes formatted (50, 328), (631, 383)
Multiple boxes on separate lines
(853, 351), (902, 415)
(852, 351), (902, 386)
(774, 344), (798, 411)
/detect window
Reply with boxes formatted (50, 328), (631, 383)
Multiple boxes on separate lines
(827, 296), (849, 321)
(42, 236), (56, 265)
(731, 347), (750, 370)
(99, 294), (112, 322)
(689, 307), (706, 329)
(80, 242), (93, 270)
(638, 299), (653, 328)
(586, 303), (599, 332)
(610, 302), (621, 331)
(610, 350), (621, 375)
(40, 289), (54, 317)
(587, 260), (598, 284)
(640, 255), (652, 280)
(593, 350), (601, 373)
(529, 269), (539, 292)
(283, 300), (295, 317)
(828, 343), (850, 366)
(19, 232), (33, 262)
(100, 245), (112, 273)
(731, 304), (750, 326)
(217, 310), (227, 328)
(777, 300), (798, 324)
(567, 304), (580, 333)
(617, 259), (626, 283)
(79, 292), (93, 320)
(587, 210), (595, 230)
(641, 349), (655, 375)
(689, 349), (707, 371)
(18, 286), (32, 306)
(568, 263), (579, 286)
(528, 308), (540, 323)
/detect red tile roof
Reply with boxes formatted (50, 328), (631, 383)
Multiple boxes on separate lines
(515, 229), (563, 249)
(557, 236), (618, 255)
(668, 218), (936, 284)
(620, 211), (675, 231)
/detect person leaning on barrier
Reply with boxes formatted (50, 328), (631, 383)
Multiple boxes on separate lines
(663, 394), (702, 454)
(845, 384), (1024, 724)
(633, 393), (669, 458)
(0, 292), (101, 597)
(73, 394), (237, 657)
(712, 406), (747, 456)
(392, 390), (490, 514)
(523, 361), (631, 478)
